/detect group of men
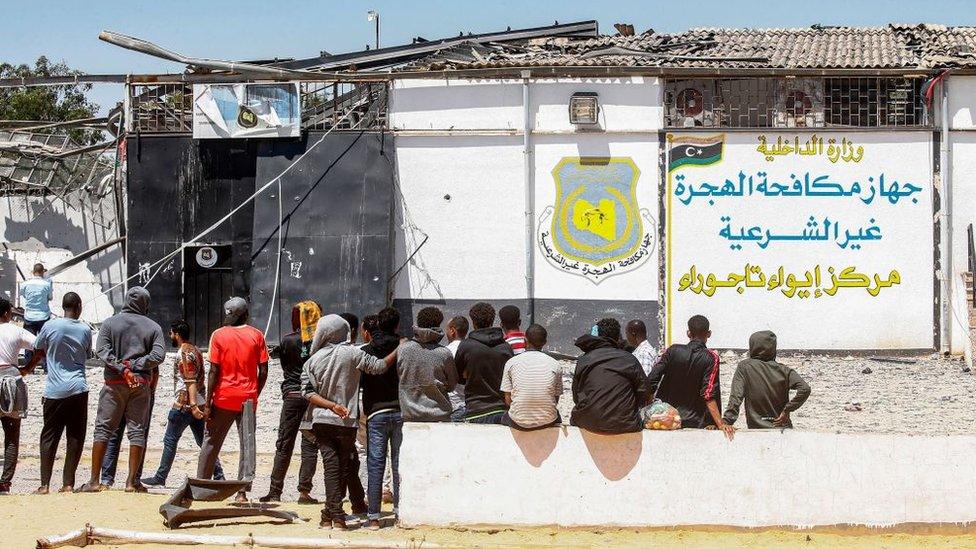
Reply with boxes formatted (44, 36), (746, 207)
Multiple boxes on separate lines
(0, 267), (812, 531)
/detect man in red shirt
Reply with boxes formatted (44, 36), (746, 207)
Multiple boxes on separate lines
(197, 297), (268, 502)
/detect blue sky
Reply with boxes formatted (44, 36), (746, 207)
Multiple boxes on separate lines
(7, 0), (976, 114)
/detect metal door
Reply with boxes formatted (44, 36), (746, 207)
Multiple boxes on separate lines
(183, 244), (234, 347)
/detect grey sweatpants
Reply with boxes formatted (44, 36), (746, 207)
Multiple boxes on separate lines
(196, 406), (248, 484)
(93, 383), (151, 447)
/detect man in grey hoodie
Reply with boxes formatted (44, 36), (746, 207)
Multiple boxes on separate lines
(301, 314), (399, 530)
(397, 306), (457, 424)
(82, 286), (165, 492)
(723, 330), (811, 430)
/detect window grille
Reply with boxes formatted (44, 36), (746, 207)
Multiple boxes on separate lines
(664, 77), (928, 129)
(129, 83), (193, 134)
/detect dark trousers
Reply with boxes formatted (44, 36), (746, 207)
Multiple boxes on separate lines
(268, 397), (319, 496)
(197, 406), (247, 483)
(0, 417), (20, 484)
(501, 411), (562, 431)
(313, 424), (358, 521)
(39, 392), (88, 488)
(23, 319), (47, 368)
(101, 388), (155, 485)
(149, 407), (224, 483)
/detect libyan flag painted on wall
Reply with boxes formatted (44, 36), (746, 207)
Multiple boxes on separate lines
(668, 135), (724, 172)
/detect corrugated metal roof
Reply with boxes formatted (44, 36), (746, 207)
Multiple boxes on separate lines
(403, 24), (976, 71)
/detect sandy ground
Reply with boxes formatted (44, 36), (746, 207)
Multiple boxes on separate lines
(14, 491), (976, 549)
(3, 352), (975, 546)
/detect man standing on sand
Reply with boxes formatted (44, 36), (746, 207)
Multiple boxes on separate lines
(32, 293), (92, 494)
(260, 301), (322, 504)
(723, 330), (811, 430)
(445, 316), (468, 422)
(649, 315), (734, 440)
(140, 319), (224, 488)
(20, 263), (53, 368)
(81, 286), (165, 493)
(0, 298), (45, 493)
(197, 297), (268, 503)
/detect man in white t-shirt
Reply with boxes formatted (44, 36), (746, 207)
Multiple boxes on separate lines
(626, 319), (657, 376)
(0, 298), (44, 493)
(499, 323), (562, 431)
(445, 316), (467, 422)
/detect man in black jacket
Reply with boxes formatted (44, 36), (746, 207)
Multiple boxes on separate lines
(260, 301), (322, 503)
(454, 302), (513, 424)
(360, 307), (403, 530)
(649, 315), (734, 439)
(570, 318), (650, 434)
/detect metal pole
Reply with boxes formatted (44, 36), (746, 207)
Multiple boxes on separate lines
(522, 71), (535, 325)
(941, 80), (953, 353)
(376, 14), (380, 50)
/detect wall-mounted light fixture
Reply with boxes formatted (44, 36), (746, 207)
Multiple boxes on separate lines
(569, 92), (600, 126)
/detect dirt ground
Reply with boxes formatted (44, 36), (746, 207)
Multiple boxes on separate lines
(15, 491), (976, 549)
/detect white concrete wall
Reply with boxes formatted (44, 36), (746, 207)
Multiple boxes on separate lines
(399, 423), (976, 528)
(947, 76), (976, 355)
(391, 77), (662, 306)
(390, 77), (663, 132)
(0, 193), (124, 324)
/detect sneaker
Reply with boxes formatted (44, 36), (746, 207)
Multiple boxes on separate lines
(258, 493), (281, 503)
(332, 518), (348, 531)
(140, 477), (165, 488)
(367, 519), (381, 531)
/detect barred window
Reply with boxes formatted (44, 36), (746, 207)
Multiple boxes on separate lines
(664, 77), (928, 129)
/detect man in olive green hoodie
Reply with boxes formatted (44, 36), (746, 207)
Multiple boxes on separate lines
(723, 331), (811, 429)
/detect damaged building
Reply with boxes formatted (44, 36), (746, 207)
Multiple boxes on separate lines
(6, 21), (976, 355)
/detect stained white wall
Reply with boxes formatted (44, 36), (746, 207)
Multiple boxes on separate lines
(391, 77), (662, 306)
(0, 193), (123, 324)
(947, 76), (976, 355)
(399, 423), (976, 528)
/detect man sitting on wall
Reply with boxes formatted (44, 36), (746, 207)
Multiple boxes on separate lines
(455, 302), (513, 424)
(626, 319), (657, 376)
(649, 315), (734, 440)
(723, 330), (811, 430)
(570, 318), (649, 434)
(500, 324), (563, 431)
(499, 305), (526, 355)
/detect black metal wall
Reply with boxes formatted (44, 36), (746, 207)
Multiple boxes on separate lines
(126, 136), (256, 345)
(126, 131), (394, 346)
(250, 131), (394, 343)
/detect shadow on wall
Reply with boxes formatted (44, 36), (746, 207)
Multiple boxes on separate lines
(579, 429), (643, 481)
(509, 425), (562, 467)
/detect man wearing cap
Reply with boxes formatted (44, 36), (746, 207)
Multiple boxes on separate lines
(20, 263), (53, 368)
(197, 297), (268, 503)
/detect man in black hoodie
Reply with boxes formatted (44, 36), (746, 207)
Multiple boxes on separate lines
(454, 302), (512, 424)
(571, 318), (650, 434)
(649, 315), (734, 440)
(361, 307), (402, 529)
(723, 330), (811, 429)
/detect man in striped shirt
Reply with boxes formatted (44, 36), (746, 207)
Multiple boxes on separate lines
(648, 315), (734, 440)
(500, 324), (562, 430)
(498, 305), (526, 355)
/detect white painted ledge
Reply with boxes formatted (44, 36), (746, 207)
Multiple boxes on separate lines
(399, 423), (976, 528)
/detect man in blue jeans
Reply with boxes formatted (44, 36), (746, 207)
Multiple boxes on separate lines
(141, 319), (223, 487)
(360, 307), (405, 530)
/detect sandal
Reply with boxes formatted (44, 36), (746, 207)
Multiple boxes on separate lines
(77, 483), (106, 493)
